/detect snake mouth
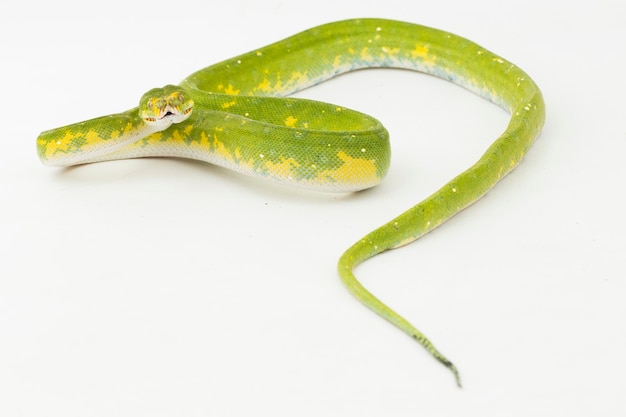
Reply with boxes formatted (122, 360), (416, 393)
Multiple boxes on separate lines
(157, 110), (176, 121)
(160, 102), (194, 120)
(141, 110), (184, 126)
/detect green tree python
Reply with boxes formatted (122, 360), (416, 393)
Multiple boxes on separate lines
(36, 18), (545, 386)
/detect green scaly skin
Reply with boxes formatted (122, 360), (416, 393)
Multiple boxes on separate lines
(36, 19), (545, 386)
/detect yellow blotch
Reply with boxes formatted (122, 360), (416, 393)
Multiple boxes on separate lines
(44, 129), (82, 158)
(255, 79), (273, 93)
(264, 157), (300, 178)
(84, 130), (104, 146)
(391, 236), (417, 249)
(144, 132), (163, 145)
(318, 151), (378, 186)
(232, 146), (254, 170)
(411, 44), (429, 58)
(212, 134), (234, 162)
(40, 140), (56, 159)
(360, 47), (373, 61)
(59, 130), (83, 147)
(123, 122), (135, 133)
(381, 46), (400, 57)
(224, 84), (240, 95)
(288, 71), (308, 86)
(221, 100), (237, 109)
(166, 126), (193, 144)
(411, 44), (436, 67)
(333, 55), (343, 68)
(195, 131), (210, 148)
(171, 129), (184, 142)
(284, 116), (298, 127)
(254, 75), (284, 94)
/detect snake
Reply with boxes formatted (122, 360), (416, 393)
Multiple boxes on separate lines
(36, 18), (545, 386)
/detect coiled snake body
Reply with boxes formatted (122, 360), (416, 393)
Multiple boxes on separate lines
(37, 19), (545, 386)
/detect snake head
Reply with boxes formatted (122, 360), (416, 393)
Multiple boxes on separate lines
(139, 85), (194, 129)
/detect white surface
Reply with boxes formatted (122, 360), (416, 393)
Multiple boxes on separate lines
(1, 1), (625, 416)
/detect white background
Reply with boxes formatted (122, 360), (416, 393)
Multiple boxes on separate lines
(1, 0), (624, 416)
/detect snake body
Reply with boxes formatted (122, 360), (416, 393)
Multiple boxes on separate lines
(37, 19), (545, 386)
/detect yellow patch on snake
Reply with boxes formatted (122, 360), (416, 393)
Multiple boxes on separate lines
(221, 100), (237, 109)
(212, 134), (234, 162)
(288, 71), (308, 87)
(183, 131), (206, 152)
(381, 46), (400, 58)
(264, 157), (300, 178)
(333, 55), (343, 68)
(171, 129), (184, 142)
(284, 116), (298, 127)
(223, 84), (240, 95)
(255, 79), (273, 93)
(411, 44), (436, 67)
(254, 75), (286, 94)
(151, 132), (163, 141)
(84, 130), (109, 149)
(41, 129), (80, 158)
(61, 129), (82, 141)
(391, 236), (417, 249)
(169, 125), (193, 143)
(360, 47), (373, 62)
(231, 146), (254, 170)
(317, 151), (378, 185)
